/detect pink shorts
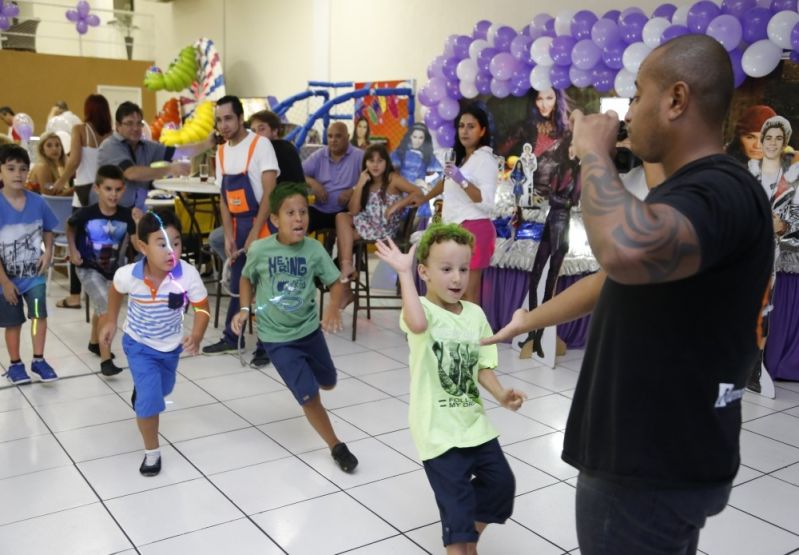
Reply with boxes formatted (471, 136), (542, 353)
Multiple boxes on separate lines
(460, 219), (496, 270)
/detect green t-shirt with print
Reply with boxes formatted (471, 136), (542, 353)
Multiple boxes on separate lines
(242, 235), (340, 343)
(400, 297), (499, 461)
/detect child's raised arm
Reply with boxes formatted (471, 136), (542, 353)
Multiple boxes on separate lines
(374, 238), (427, 334)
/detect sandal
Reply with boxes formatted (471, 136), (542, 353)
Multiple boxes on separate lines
(56, 298), (81, 309)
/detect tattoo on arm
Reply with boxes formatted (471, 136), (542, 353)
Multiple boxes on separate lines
(580, 153), (700, 283)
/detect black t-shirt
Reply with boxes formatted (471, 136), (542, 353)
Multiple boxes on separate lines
(562, 155), (774, 488)
(68, 204), (136, 280)
(272, 139), (305, 185)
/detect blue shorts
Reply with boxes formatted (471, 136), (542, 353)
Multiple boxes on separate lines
(263, 327), (337, 405)
(123, 334), (182, 418)
(423, 438), (515, 546)
(0, 283), (48, 328)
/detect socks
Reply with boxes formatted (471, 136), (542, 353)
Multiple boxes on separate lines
(32, 354), (43, 362)
(10, 359), (21, 365)
(144, 448), (161, 466)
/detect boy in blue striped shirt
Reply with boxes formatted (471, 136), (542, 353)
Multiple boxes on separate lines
(101, 211), (210, 476)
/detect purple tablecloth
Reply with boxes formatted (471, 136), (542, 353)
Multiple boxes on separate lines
(765, 272), (799, 381)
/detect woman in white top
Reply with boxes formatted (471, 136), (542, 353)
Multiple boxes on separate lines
(423, 105), (497, 304)
(53, 94), (112, 309)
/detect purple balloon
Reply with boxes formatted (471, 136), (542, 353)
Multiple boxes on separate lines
(453, 35), (472, 59)
(475, 71), (492, 95)
(424, 108), (442, 130)
(76, 19), (89, 34)
(77, 0), (90, 17)
(417, 87), (433, 107)
(438, 96), (460, 120)
(87, 13), (100, 27)
(602, 9), (621, 22)
(741, 6), (771, 42)
(791, 50), (799, 63)
(473, 20), (492, 40)
(550, 65), (572, 89)
(427, 55), (445, 79)
(687, 1), (722, 33)
(510, 35), (533, 62)
(511, 78), (531, 97)
(490, 78), (511, 98)
(619, 12), (648, 43)
(571, 10), (598, 40)
(477, 47), (498, 72)
(572, 38), (603, 69)
(662, 24), (691, 42)
(0, 15), (7, 31)
(445, 79), (463, 101)
(591, 63), (615, 92)
(532, 13), (554, 31)
(707, 14), (743, 51)
(66, 9), (79, 22)
(544, 18), (556, 35)
(436, 124), (455, 148)
(652, 3), (678, 19)
(592, 18), (623, 49)
(551, 36), (576, 66)
(792, 21), (799, 50)
(771, 0), (797, 11)
(489, 52), (517, 80)
(569, 65), (593, 87)
(442, 57), (459, 81)
(494, 26), (517, 51)
(2, 2), (19, 18)
(602, 42), (626, 69)
(722, 0), (756, 17)
(728, 47), (747, 86)
(426, 77), (447, 103)
(443, 34), (458, 57)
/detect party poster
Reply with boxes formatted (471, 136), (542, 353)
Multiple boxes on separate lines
(353, 80), (412, 150)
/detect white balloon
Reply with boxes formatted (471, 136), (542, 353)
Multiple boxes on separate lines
(469, 38), (489, 60)
(456, 58), (479, 81)
(741, 39), (783, 77)
(642, 17), (670, 49)
(54, 130), (72, 155)
(614, 68), (637, 98)
(460, 80), (479, 99)
(529, 64), (552, 91)
(671, 5), (690, 27)
(530, 36), (554, 66)
(487, 23), (501, 46)
(767, 10), (799, 49)
(555, 10), (576, 36)
(45, 115), (73, 134)
(622, 42), (652, 74)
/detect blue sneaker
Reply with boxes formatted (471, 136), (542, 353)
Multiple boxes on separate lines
(30, 359), (59, 382)
(4, 362), (31, 385)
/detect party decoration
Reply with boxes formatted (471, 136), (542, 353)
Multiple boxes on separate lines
(623, 42), (652, 73)
(0, 1), (19, 31)
(555, 10), (577, 36)
(767, 9), (799, 48)
(159, 100), (214, 146)
(653, 3), (678, 19)
(530, 36), (555, 66)
(615, 68), (637, 97)
(706, 14), (744, 50)
(12, 113), (33, 143)
(742, 6), (773, 42)
(551, 36), (576, 66)
(65, 1), (100, 35)
(571, 10), (599, 40)
(642, 17), (672, 48)
(742, 38), (784, 76)
(619, 11), (648, 43)
(144, 45), (197, 92)
(529, 64), (553, 90)
(571, 39), (603, 70)
(591, 18), (623, 49)
(489, 52), (517, 80)
(687, 1), (722, 33)
(550, 65), (572, 89)
(149, 98), (181, 141)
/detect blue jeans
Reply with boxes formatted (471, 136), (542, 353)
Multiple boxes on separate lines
(575, 472), (731, 555)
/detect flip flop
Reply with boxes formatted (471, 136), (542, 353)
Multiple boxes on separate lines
(56, 298), (81, 309)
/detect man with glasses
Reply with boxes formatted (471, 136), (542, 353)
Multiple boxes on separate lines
(98, 101), (214, 219)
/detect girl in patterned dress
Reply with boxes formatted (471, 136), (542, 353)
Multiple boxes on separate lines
(335, 144), (421, 282)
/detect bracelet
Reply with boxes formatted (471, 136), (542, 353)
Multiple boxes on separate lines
(460, 180), (469, 190)
(239, 307), (251, 313)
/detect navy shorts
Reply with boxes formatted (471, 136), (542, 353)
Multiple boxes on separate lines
(0, 283), (48, 327)
(423, 438), (515, 546)
(263, 327), (337, 405)
(123, 334), (182, 418)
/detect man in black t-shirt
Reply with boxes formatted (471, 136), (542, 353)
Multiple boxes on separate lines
(486, 35), (774, 554)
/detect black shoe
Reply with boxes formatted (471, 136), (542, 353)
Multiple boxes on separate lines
(202, 339), (237, 355)
(532, 329), (545, 359)
(331, 442), (358, 473)
(88, 343), (115, 359)
(139, 454), (161, 476)
(131, 387), (137, 410)
(250, 348), (270, 369)
(747, 365), (762, 394)
(100, 359), (123, 377)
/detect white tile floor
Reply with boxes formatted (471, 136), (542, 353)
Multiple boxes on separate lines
(2, 272), (799, 554)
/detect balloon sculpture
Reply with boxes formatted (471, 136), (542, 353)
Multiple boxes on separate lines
(144, 46), (197, 93)
(159, 101), (214, 146)
(420, 4), (799, 147)
(0, 0), (19, 31)
(149, 98), (181, 141)
(65, 0), (100, 35)
(12, 113), (34, 144)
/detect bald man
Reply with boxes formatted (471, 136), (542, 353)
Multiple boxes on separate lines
(492, 35), (772, 554)
(302, 122), (365, 233)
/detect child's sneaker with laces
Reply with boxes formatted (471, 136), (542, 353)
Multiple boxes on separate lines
(4, 362), (31, 385)
(30, 359), (59, 382)
(331, 442), (358, 473)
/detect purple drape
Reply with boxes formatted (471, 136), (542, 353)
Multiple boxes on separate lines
(765, 272), (799, 381)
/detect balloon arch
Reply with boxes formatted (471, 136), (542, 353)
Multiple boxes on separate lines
(419, 0), (799, 147)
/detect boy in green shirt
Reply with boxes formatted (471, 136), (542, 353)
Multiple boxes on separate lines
(232, 183), (358, 473)
(376, 223), (526, 554)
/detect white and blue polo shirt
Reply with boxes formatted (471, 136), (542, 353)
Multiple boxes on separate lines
(112, 258), (207, 352)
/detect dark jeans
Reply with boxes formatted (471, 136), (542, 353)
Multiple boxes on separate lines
(576, 472), (731, 555)
(308, 206), (342, 234)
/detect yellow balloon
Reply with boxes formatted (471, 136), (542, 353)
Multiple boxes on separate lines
(506, 156), (519, 170)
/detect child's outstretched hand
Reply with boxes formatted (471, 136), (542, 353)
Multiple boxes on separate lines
(322, 308), (343, 334)
(498, 388), (527, 411)
(231, 310), (249, 336)
(481, 308), (530, 346)
(182, 334), (201, 356)
(375, 238), (417, 275)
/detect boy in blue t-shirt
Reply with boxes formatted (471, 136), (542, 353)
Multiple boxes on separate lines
(67, 165), (135, 377)
(0, 144), (60, 384)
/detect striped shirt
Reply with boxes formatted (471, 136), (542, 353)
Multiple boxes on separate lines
(113, 259), (207, 352)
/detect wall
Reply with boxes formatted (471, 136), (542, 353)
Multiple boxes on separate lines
(0, 50), (155, 135)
